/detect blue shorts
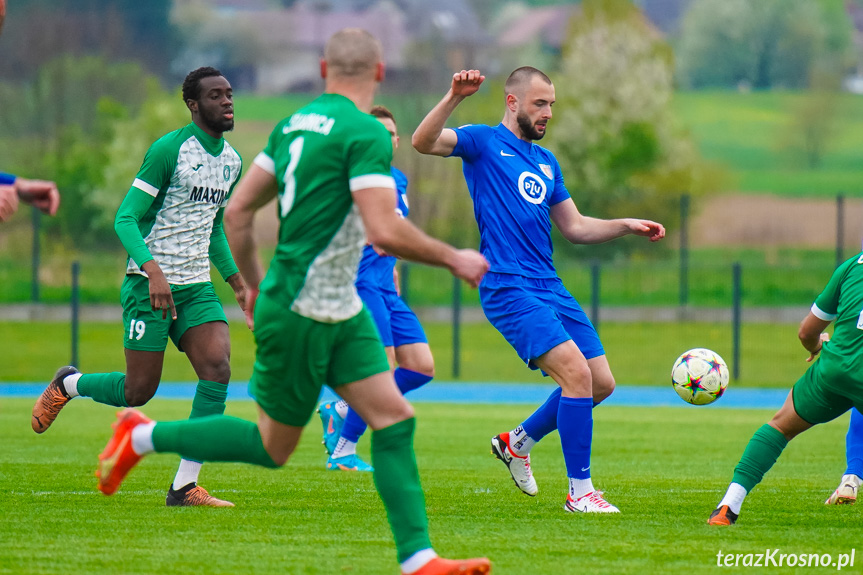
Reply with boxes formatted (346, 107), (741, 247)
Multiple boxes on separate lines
(357, 284), (427, 348)
(479, 272), (604, 370)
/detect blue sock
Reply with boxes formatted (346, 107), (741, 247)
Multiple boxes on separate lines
(558, 396), (593, 480)
(341, 409), (367, 443)
(521, 387), (561, 440)
(340, 368), (434, 444)
(846, 408), (863, 478)
(394, 367), (433, 394)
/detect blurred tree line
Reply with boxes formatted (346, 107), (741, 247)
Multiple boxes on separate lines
(0, 0), (853, 255)
(675, 0), (854, 90)
(0, 0), (184, 248)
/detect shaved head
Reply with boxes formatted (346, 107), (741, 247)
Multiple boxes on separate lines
(504, 66), (552, 98)
(324, 28), (382, 79)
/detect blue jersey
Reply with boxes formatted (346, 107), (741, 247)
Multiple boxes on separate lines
(356, 166), (409, 290)
(450, 123), (570, 278)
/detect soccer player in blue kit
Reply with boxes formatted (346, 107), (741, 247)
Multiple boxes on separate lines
(412, 67), (665, 513)
(318, 105), (436, 472)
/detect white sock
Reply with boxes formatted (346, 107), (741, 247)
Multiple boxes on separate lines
(335, 399), (349, 419)
(718, 482), (747, 515)
(569, 477), (595, 500)
(130, 421), (156, 455)
(172, 459), (203, 490)
(331, 437), (357, 459)
(508, 425), (536, 457)
(400, 548), (437, 574)
(63, 373), (82, 398)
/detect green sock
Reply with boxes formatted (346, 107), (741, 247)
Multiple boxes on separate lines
(76, 373), (129, 407)
(152, 415), (278, 468)
(190, 379), (228, 418)
(732, 424), (789, 493)
(371, 418), (432, 563)
(181, 379), (229, 465)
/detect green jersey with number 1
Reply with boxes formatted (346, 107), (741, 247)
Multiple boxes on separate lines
(253, 93), (395, 323)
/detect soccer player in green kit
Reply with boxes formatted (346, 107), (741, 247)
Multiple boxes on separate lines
(709, 251), (863, 525)
(32, 67), (247, 508)
(92, 29), (492, 575)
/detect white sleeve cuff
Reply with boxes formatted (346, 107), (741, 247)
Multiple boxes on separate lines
(811, 303), (837, 321)
(349, 174), (396, 192)
(132, 178), (159, 197)
(253, 152), (276, 175)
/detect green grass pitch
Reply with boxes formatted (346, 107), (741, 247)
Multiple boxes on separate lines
(1, 398), (860, 574)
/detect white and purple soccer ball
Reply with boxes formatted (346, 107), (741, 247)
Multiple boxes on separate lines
(671, 348), (729, 405)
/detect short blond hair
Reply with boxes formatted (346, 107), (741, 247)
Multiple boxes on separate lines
(324, 28), (382, 78)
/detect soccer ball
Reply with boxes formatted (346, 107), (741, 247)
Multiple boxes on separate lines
(671, 348), (729, 405)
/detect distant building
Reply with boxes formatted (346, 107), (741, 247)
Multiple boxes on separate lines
(176, 0), (488, 94)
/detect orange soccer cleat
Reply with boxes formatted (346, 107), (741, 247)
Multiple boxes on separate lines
(405, 557), (492, 575)
(166, 483), (234, 507)
(31, 366), (78, 433)
(96, 408), (152, 495)
(707, 505), (738, 526)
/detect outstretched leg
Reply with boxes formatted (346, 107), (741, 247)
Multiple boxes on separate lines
(710, 390), (813, 525)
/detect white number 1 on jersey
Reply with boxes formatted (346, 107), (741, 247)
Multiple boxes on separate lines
(280, 136), (304, 217)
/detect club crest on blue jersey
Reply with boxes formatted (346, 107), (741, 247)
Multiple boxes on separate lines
(539, 164), (553, 179)
(518, 171), (547, 204)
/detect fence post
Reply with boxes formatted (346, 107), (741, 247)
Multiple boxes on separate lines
(590, 260), (601, 334)
(71, 261), (80, 368)
(679, 193), (690, 306)
(31, 208), (41, 302)
(452, 275), (461, 379)
(732, 262), (742, 380)
(836, 193), (845, 268)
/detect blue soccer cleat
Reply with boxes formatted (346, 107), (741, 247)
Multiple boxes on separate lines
(326, 453), (374, 472)
(317, 401), (344, 455)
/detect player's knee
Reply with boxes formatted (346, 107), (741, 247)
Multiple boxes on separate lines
(124, 385), (157, 407)
(267, 449), (291, 467)
(767, 417), (802, 441)
(384, 400), (415, 425)
(199, 356), (231, 384)
(558, 361), (592, 395)
(594, 375), (615, 403)
(405, 360), (434, 379)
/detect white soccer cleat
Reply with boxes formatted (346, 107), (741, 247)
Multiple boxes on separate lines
(825, 474), (860, 505)
(564, 490), (620, 513)
(491, 432), (537, 496)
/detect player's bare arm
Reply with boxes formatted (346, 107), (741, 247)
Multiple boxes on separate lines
(140, 260), (176, 320)
(798, 312), (831, 361)
(353, 186), (488, 287)
(225, 163), (279, 328)
(226, 272), (248, 313)
(412, 70), (485, 157)
(550, 198), (665, 245)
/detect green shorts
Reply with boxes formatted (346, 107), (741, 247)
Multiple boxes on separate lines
(792, 360), (863, 424)
(249, 291), (391, 427)
(121, 274), (227, 352)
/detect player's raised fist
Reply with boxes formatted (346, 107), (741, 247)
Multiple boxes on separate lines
(451, 70), (485, 98)
(450, 249), (489, 288)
